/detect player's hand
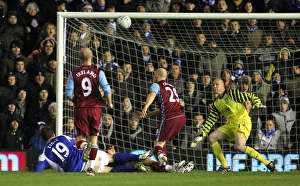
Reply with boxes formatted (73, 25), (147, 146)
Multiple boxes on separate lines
(107, 102), (113, 109)
(107, 146), (116, 155)
(252, 103), (266, 109)
(190, 134), (204, 148)
(132, 111), (142, 119)
(20, 167), (30, 172)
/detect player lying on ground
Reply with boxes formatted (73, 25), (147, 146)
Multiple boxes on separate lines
(190, 78), (276, 172)
(33, 127), (193, 175)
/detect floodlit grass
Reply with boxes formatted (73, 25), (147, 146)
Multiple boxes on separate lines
(1, 170), (300, 186)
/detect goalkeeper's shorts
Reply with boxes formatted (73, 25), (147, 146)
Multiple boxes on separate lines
(217, 118), (251, 142)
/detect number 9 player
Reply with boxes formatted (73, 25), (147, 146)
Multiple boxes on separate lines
(65, 48), (113, 176)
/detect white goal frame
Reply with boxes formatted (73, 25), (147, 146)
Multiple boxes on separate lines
(56, 12), (299, 136)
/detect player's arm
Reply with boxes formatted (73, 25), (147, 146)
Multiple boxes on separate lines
(65, 73), (74, 101)
(141, 83), (160, 118)
(141, 91), (157, 118)
(191, 103), (219, 148)
(32, 154), (49, 172)
(201, 104), (220, 135)
(99, 70), (113, 108)
(228, 89), (264, 108)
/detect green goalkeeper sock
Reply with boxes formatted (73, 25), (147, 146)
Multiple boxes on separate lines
(245, 146), (270, 165)
(211, 142), (228, 168)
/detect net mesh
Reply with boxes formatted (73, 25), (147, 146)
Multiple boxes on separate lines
(61, 15), (300, 171)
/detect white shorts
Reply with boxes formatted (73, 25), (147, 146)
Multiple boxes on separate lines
(83, 150), (110, 173)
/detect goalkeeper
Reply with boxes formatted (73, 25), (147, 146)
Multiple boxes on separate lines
(190, 78), (275, 172)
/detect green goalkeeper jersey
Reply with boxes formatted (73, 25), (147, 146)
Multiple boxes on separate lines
(202, 89), (261, 135)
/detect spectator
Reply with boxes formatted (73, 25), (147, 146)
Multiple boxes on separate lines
(121, 116), (150, 150)
(0, 10), (24, 57)
(254, 116), (282, 150)
(111, 68), (136, 117)
(169, 2), (182, 12)
(254, 33), (277, 73)
(66, 30), (81, 68)
(0, 72), (19, 113)
(0, 40), (28, 81)
(221, 69), (236, 90)
(80, 2), (93, 12)
(14, 87), (28, 120)
(198, 71), (213, 115)
(250, 70), (270, 144)
(272, 97), (297, 149)
(31, 38), (56, 75)
(265, 47), (292, 83)
(243, 1), (256, 13)
(231, 59), (245, 82)
(91, 34), (104, 65)
(43, 54), (57, 92)
(244, 19), (263, 50)
(21, 2), (44, 56)
(180, 77), (200, 120)
(93, 0), (108, 12)
(180, 113), (207, 150)
(157, 57), (169, 71)
(167, 63), (185, 96)
(285, 62), (300, 112)
(25, 69), (56, 103)
(0, 99), (24, 135)
(63, 117), (75, 139)
(237, 75), (252, 113)
(34, 22), (57, 51)
(55, 0), (67, 12)
(25, 86), (52, 139)
(115, 0), (138, 12)
(226, 0), (247, 12)
(13, 57), (30, 88)
(120, 97), (133, 119)
(65, 48), (113, 175)
(288, 0), (300, 13)
(27, 121), (47, 149)
(222, 20), (245, 52)
(198, 42), (228, 80)
(40, 102), (56, 133)
(181, 0), (202, 12)
(273, 20), (298, 48)
(145, 0), (171, 12)
(98, 114), (119, 151)
(254, 0), (288, 13)
(78, 21), (91, 48)
(251, 69), (271, 104)
(134, 22), (154, 42)
(0, 116), (27, 149)
(98, 50), (120, 72)
(216, 0), (229, 12)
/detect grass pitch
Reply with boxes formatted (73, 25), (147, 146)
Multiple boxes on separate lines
(1, 170), (299, 186)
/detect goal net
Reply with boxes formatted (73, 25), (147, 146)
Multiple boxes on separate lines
(57, 12), (300, 172)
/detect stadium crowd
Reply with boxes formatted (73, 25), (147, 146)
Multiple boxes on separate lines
(0, 0), (299, 158)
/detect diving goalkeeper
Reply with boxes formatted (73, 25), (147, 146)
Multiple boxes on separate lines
(190, 78), (275, 172)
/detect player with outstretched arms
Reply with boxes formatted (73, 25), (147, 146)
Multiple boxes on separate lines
(190, 78), (276, 172)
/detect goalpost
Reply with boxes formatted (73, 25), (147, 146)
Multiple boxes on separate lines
(57, 12), (300, 171)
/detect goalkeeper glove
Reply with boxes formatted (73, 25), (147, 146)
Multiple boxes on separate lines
(190, 133), (205, 148)
(252, 103), (266, 109)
